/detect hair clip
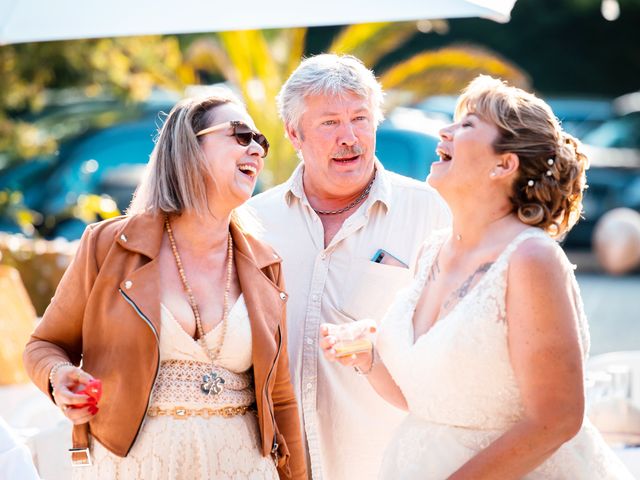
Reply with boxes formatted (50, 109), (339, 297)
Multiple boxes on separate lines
(527, 179), (535, 187)
(547, 158), (555, 165)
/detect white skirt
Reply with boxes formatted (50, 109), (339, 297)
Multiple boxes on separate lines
(72, 411), (278, 480)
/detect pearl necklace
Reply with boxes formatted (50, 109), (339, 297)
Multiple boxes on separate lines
(164, 215), (233, 395)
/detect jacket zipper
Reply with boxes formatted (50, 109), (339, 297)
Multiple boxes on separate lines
(265, 323), (283, 465)
(119, 288), (160, 454)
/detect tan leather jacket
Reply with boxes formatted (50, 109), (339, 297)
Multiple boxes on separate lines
(23, 212), (306, 479)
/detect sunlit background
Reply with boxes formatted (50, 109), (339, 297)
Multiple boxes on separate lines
(0, 0), (639, 476)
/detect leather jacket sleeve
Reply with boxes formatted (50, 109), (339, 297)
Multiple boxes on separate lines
(23, 224), (98, 400)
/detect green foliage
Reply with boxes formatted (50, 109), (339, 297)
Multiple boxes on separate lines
(0, 188), (120, 237)
(329, 22), (418, 67)
(185, 29), (308, 185)
(380, 45), (529, 108)
(0, 36), (194, 165)
(0, 190), (42, 236)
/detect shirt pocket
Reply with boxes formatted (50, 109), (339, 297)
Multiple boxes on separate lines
(340, 258), (412, 321)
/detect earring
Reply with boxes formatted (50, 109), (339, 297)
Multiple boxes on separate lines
(490, 171), (497, 178)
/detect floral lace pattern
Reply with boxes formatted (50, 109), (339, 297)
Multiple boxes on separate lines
(377, 228), (633, 479)
(150, 359), (255, 408)
(73, 296), (278, 480)
(74, 412), (278, 480)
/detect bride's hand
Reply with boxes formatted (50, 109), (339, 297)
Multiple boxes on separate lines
(319, 320), (376, 370)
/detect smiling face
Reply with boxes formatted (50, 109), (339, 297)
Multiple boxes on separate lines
(198, 102), (265, 211)
(428, 113), (502, 200)
(287, 91), (376, 199)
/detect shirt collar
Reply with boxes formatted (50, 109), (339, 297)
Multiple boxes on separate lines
(283, 157), (392, 214)
(284, 161), (306, 206)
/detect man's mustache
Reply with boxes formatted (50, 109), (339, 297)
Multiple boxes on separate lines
(332, 145), (364, 158)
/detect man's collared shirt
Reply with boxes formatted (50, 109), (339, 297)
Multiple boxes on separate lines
(249, 160), (451, 480)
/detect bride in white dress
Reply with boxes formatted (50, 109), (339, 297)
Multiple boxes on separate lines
(320, 76), (633, 479)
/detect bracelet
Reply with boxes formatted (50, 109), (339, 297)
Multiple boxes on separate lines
(354, 343), (376, 376)
(49, 361), (74, 393)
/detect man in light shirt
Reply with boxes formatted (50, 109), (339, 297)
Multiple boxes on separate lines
(248, 54), (450, 480)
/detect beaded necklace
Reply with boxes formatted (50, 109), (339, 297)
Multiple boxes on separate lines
(164, 214), (233, 395)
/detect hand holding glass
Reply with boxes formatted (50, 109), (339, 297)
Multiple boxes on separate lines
(320, 319), (376, 360)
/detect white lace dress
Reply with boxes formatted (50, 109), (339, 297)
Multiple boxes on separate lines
(377, 228), (634, 479)
(74, 294), (278, 480)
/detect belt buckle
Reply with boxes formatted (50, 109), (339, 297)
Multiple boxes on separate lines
(172, 407), (189, 419)
(69, 447), (92, 467)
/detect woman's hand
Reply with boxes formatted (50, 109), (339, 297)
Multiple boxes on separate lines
(51, 365), (99, 425)
(319, 320), (376, 371)
(320, 320), (408, 410)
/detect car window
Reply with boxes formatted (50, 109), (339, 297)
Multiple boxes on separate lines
(375, 128), (438, 181)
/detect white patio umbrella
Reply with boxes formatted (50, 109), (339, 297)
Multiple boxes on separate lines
(0, 0), (517, 45)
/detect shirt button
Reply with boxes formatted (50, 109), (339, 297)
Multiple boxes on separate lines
(320, 252), (326, 259)
(120, 233), (128, 242)
(311, 294), (319, 302)
(279, 292), (287, 301)
(306, 338), (313, 345)
(306, 383), (313, 390)
(124, 280), (133, 289)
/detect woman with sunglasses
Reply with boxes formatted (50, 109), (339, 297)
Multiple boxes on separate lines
(23, 91), (306, 479)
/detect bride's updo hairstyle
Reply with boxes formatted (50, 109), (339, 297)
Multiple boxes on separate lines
(455, 75), (589, 238)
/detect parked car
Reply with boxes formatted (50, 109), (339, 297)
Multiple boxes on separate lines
(563, 111), (640, 249)
(0, 96), (180, 238)
(376, 107), (443, 181)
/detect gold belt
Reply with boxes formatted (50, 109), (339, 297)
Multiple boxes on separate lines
(147, 405), (251, 419)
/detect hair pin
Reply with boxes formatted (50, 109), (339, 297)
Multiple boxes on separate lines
(547, 158), (555, 166)
(527, 179), (535, 187)
(546, 170), (553, 176)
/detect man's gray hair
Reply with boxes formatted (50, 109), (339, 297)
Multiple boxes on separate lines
(277, 54), (385, 132)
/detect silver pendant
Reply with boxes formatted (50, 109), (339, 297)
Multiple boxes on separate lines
(201, 371), (225, 395)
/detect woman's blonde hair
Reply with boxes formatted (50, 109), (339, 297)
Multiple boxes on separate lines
(128, 90), (259, 232)
(456, 75), (589, 238)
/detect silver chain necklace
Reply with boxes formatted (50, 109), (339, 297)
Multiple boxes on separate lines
(313, 171), (376, 216)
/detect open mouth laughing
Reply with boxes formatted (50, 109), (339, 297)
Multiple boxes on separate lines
(238, 163), (258, 178)
(436, 146), (452, 162)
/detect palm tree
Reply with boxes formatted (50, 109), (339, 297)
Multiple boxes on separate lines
(190, 23), (529, 185)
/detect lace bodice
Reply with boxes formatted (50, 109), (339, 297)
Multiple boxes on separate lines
(151, 294), (255, 408)
(159, 293), (252, 372)
(377, 228), (591, 431)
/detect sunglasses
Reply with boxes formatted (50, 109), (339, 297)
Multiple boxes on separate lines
(196, 120), (269, 158)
